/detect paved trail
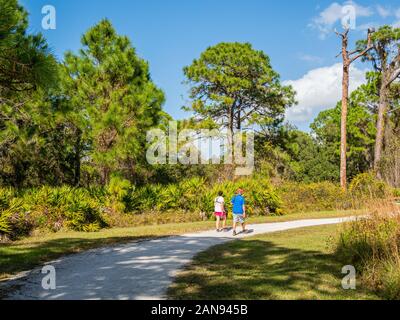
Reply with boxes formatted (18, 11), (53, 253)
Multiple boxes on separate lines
(1, 217), (354, 300)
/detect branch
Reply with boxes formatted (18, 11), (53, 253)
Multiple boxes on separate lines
(349, 30), (374, 63)
(350, 46), (373, 63)
(388, 67), (400, 85)
(334, 28), (349, 39)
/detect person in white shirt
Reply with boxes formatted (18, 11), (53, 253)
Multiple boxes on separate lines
(214, 191), (226, 232)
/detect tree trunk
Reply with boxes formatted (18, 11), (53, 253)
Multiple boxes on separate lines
(227, 105), (235, 180)
(236, 109), (241, 130)
(374, 81), (389, 178)
(339, 32), (350, 191)
(336, 28), (373, 189)
(73, 129), (82, 187)
(340, 63), (350, 190)
(101, 167), (110, 186)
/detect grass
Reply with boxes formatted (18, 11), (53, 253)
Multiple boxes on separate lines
(168, 224), (380, 300)
(0, 209), (362, 281)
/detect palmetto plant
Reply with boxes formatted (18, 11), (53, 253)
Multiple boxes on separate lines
(0, 187), (27, 238)
(179, 177), (206, 211)
(0, 188), (16, 235)
(1, 176), (286, 239)
(0, 208), (11, 234)
(157, 184), (184, 211)
(20, 186), (105, 232)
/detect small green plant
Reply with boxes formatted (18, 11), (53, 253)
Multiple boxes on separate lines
(106, 176), (132, 213)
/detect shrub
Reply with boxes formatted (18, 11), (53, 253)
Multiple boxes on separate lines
(349, 172), (390, 199)
(0, 205), (12, 236)
(129, 184), (162, 212)
(0, 188), (14, 236)
(106, 176), (132, 213)
(0, 188), (33, 240)
(336, 205), (400, 299)
(126, 177), (282, 218)
(21, 186), (106, 233)
(179, 177), (207, 211)
(278, 181), (347, 213)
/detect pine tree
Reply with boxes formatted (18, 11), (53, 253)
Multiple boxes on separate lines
(63, 19), (165, 185)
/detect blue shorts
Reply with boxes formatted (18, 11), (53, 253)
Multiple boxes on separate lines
(233, 214), (245, 224)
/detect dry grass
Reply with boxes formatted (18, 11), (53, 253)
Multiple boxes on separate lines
(336, 200), (400, 299)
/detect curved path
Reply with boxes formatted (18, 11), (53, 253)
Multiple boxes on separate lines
(1, 217), (354, 300)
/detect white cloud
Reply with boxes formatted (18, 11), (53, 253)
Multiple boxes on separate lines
(310, 1), (373, 39)
(376, 5), (391, 18)
(298, 54), (324, 64)
(284, 63), (368, 124)
(356, 21), (379, 32)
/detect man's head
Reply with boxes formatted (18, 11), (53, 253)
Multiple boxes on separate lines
(237, 188), (244, 195)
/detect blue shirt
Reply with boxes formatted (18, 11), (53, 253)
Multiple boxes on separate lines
(231, 195), (245, 214)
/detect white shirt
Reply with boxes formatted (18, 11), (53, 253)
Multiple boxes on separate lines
(214, 196), (224, 212)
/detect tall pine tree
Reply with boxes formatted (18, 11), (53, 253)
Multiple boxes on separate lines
(63, 20), (165, 185)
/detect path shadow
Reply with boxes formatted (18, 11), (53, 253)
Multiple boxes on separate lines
(168, 239), (378, 300)
(1, 235), (232, 300)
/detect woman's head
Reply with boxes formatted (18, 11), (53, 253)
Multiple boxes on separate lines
(218, 191), (223, 196)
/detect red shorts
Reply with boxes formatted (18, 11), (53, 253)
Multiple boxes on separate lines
(215, 212), (226, 218)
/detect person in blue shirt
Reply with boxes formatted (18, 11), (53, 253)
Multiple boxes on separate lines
(231, 188), (246, 236)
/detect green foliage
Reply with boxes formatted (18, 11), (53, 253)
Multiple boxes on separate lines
(256, 128), (340, 182)
(0, 188), (29, 240)
(63, 19), (165, 185)
(357, 25), (400, 69)
(0, 0), (57, 95)
(311, 81), (377, 181)
(183, 42), (295, 131)
(0, 1), (63, 189)
(21, 186), (106, 233)
(127, 178), (282, 218)
(106, 176), (132, 213)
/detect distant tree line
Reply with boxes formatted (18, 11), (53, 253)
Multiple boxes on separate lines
(0, 0), (399, 189)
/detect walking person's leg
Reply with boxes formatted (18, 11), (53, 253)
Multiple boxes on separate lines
(232, 215), (237, 235)
(242, 221), (246, 232)
(216, 215), (221, 231)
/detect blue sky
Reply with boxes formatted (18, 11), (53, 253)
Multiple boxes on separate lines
(21, 0), (400, 131)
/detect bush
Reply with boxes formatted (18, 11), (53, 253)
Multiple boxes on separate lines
(106, 176), (132, 213)
(0, 188), (33, 240)
(336, 205), (400, 299)
(126, 177), (282, 218)
(278, 181), (348, 213)
(349, 172), (390, 199)
(0, 188), (14, 236)
(6, 175), (392, 241)
(20, 186), (107, 233)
